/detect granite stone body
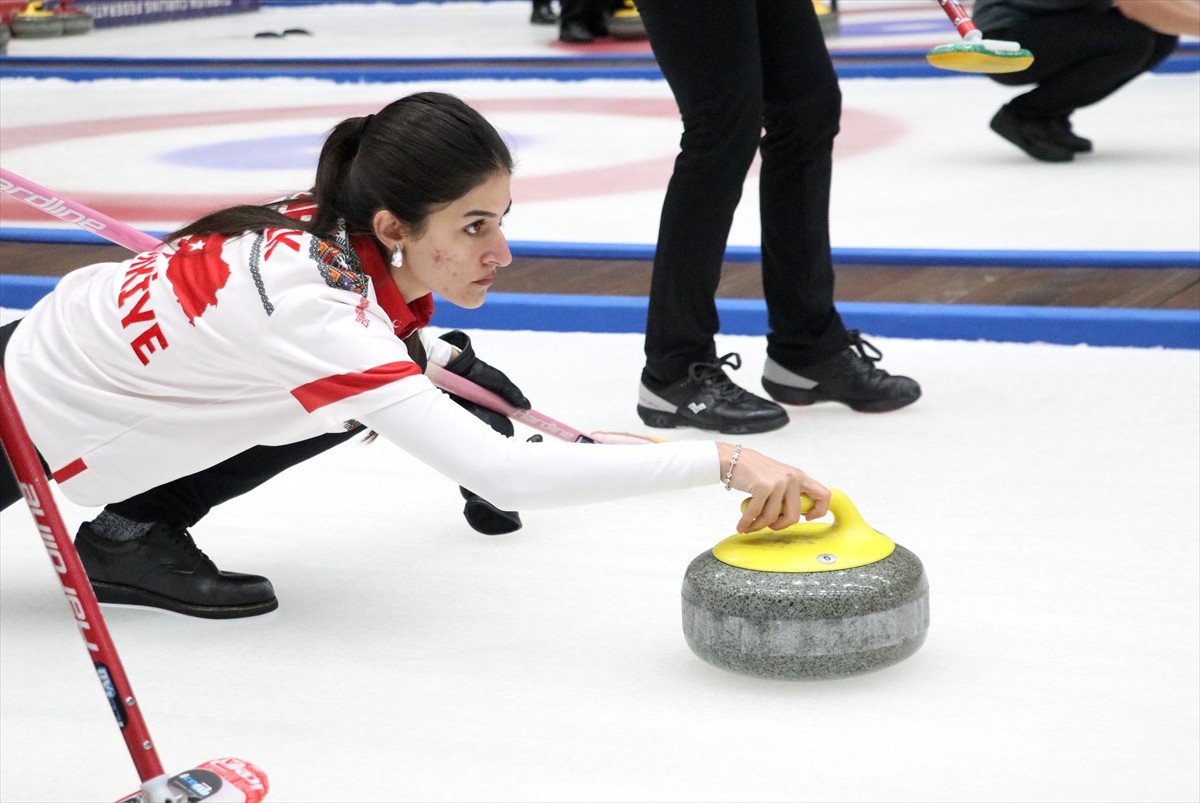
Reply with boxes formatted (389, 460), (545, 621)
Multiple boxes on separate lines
(682, 545), (929, 679)
(60, 13), (96, 36)
(10, 15), (65, 38)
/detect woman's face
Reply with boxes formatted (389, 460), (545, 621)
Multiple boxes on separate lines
(390, 171), (513, 309)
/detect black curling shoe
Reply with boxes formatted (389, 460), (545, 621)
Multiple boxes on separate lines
(638, 353), (789, 435)
(989, 106), (1075, 162)
(762, 331), (921, 413)
(530, 1), (557, 24)
(559, 20), (595, 42)
(1051, 117), (1093, 153)
(75, 522), (278, 619)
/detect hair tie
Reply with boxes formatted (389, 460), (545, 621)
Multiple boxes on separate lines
(357, 114), (375, 139)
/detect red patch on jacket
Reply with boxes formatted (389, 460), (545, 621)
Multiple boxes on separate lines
(166, 234), (232, 325)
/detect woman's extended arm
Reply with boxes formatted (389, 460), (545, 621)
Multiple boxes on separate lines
(360, 385), (829, 531)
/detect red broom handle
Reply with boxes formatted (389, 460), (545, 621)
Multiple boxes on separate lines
(0, 369), (167, 783)
(936, 0), (982, 40)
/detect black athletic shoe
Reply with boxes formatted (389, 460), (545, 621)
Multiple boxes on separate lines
(75, 522), (278, 619)
(530, 2), (557, 24)
(989, 107), (1075, 163)
(762, 331), (921, 413)
(559, 20), (594, 42)
(1050, 118), (1093, 153)
(638, 353), (789, 435)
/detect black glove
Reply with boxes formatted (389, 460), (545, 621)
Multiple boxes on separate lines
(448, 391), (524, 536)
(440, 330), (530, 410)
(458, 434), (544, 536)
(438, 333), (532, 535)
(460, 487), (521, 536)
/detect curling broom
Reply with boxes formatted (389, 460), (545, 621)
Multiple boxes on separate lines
(0, 369), (269, 803)
(927, 0), (1033, 74)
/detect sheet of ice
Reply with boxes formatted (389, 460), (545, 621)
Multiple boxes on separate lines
(1, 4), (1197, 799)
(2, 330), (1197, 802)
(1, 76), (1197, 251)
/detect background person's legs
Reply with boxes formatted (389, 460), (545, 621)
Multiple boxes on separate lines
(985, 10), (1179, 159)
(558, 0), (608, 42)
(752, 0), (920, 413)
(633, 0), (789, 434)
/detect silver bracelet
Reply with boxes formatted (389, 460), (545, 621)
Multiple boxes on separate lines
(722, 444), (742, 491)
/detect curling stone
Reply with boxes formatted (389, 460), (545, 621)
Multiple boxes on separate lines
(9, 2), (63, 37)
(681, 489), (928, 680)
(814, 0), (839, 39)
(608, 0), (646, 40)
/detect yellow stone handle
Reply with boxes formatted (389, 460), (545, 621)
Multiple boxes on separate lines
(722, 488), (892, 573)
(20, 1), (56, 16)
(740, 492), (824, 517)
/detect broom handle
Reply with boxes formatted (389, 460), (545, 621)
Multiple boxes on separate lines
(0, 370), (170, 788)
(0, 168), (161, 253)
(935, 0), (983, 40)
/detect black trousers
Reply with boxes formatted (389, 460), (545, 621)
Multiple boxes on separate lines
(636, 0), (848, 383)
(1, 316), (358, 526)
(986, 9), (1178, 120)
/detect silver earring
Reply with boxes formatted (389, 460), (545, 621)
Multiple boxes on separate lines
(390, 245), (404, 269)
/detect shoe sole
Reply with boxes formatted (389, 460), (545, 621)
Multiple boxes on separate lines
(762, 378), (921, 413)
(636, 406), (788, 435)
(91, 580), (279, 619)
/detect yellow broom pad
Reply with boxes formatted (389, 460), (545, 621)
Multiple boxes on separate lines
(927, 42), (1034, 74)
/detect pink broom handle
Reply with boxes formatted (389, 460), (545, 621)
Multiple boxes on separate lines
(0, 168), (161, 253)
(425, 363), (598, 443)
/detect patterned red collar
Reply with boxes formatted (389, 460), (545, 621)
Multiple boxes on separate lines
(352, 234), (433, 338)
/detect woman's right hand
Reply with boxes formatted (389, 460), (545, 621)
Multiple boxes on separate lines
(717, 442), (831, 533)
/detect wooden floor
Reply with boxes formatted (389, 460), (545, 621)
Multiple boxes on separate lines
(3, 240), (1198, 309)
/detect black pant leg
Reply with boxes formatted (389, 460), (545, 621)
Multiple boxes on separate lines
(1, 319), (22, 513)
(0, 436), (21, 512)
(757, 0), (848, 368)
(0, 318), (52, 513)
(0, 461), (23, 512)
(637, 0), (765, 383)
(104, 429), (362, 529)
